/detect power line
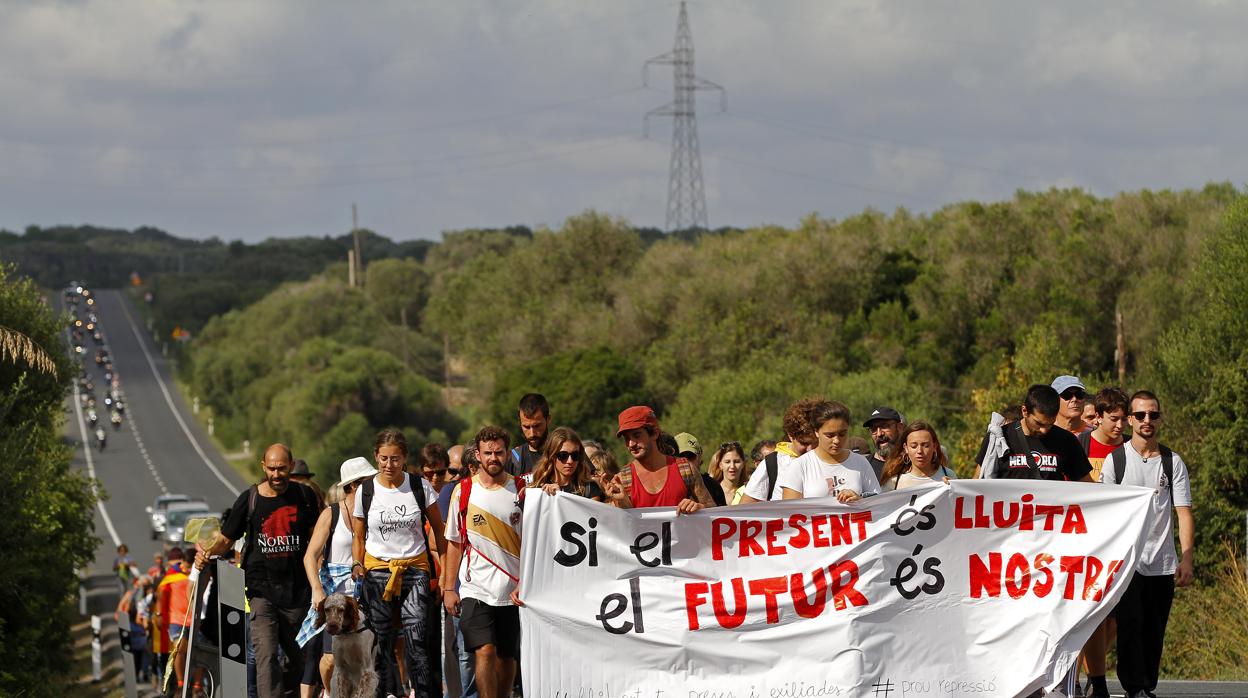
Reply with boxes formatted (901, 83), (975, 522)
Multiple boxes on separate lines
(720, 109), (1046, 183)
(0, 134), (641, 195)
(0, 85), (647, 153)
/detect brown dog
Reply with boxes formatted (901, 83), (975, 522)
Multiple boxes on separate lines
(316, 593), (377, 698)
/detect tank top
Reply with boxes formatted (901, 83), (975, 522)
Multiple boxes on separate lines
(629, 458), (689, 508)
(328, 501), (354, 566)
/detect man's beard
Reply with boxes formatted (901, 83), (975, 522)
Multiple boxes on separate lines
(876, 442), (893, 458)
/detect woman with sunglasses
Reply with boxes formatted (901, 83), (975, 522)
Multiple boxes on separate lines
(300, 456), (378, 692)
(709, 441), (752, 505)
(529, 426), (605, 501)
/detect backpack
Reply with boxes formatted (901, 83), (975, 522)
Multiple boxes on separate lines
(456, 475), (527, 583)
(764, 451), (781, 500)
(616, 457), (701, 504)
(240, 481), (317, 564)
(1108, 443), (1176, 509)
(360, 474), (437, 585)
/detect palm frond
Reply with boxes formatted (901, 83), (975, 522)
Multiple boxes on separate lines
(0, 325), (56, 375)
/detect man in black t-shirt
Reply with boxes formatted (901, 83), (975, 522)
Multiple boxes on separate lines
(979, 384), (1093, 482)
(196, 443), (319, 698)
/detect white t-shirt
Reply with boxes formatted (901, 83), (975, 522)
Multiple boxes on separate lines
(741, 445), (798, 501)
(352, 473), (440, 561)
(776, 450), (882, 499)
(445, 477), (523, 606)
(885, 466), (956, 491)
(1100, 442), (1191, 576)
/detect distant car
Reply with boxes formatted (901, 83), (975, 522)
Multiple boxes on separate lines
(148, 494), (197, 540)
(162, 502), (215, 548)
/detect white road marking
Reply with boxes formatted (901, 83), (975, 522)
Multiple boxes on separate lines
(71, 375), (122, 548)
(126, 415), (168, 495)
(115, 293), (240, 496)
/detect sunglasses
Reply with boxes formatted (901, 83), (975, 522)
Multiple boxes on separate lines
(1131, 411), (1161, 422)
(719, 441), (742, 450)
(1060, 389), (1087, 401)
(447, 468), (464, 478)
(423, 468), (448, 477)
(555, 450), (581, 462)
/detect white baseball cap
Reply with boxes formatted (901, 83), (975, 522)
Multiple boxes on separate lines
(338, 456), (378, 488)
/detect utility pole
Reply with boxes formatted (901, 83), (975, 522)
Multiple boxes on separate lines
(351, 203), (363, 288)
(644, 1), (724, 233)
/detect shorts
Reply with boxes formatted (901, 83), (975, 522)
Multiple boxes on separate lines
(459, 598), (520, 659)
(167, 624), (185, 641)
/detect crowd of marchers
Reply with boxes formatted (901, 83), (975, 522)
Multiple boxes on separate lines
(115, 380), (1192, 698)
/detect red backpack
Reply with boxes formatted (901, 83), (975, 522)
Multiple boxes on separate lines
(456, 475), (526, 582)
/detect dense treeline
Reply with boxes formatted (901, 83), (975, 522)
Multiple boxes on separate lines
(0, 264), (97, 696)
(182, 269), (464, 471)
(0, 223), (437, 338)
(179, 184), (1247, 578)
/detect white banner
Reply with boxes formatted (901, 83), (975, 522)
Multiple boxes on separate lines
(519, 480), (1156, 698)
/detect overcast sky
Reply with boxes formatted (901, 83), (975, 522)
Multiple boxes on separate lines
(1, 0), (1244, 241)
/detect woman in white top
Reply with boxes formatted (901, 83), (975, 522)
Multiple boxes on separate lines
(779, 401), (882, 502)
(880, 421), (956, 491)
(349, 429), (447, 698)
(300, 457), (377, 693)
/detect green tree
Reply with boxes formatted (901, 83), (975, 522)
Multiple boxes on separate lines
(1150, 196), (1248, 569)
(488, 346), (648, 445)
(0, 262), (97, 696)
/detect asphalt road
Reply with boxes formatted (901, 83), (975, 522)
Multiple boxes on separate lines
(64, 288), (248, 580)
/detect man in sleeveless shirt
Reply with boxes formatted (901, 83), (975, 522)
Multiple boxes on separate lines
(605, 406), (716, 512)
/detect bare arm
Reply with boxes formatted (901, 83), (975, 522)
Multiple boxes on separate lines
(426, 506), (447, 556)
(1175, 505), (1195, 587)
(688, 472), (716, 509)
(350, 514), (367, 580)
(303, 507), (332, 605)
(442, 538), (464, 616)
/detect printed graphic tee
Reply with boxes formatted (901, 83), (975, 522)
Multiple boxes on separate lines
(222, 483), (318, 607)
(445, 477), (523, 606)
(353, 473), (440, 560)
(977, 424), (1092, 482)
(776, 450), (882, 499)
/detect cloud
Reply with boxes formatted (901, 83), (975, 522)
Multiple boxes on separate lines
(0, 0), (1245, 240)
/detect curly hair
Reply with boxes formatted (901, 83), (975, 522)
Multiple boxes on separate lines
(474, 425), (511, 450)
(783, 398), (824, 444)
